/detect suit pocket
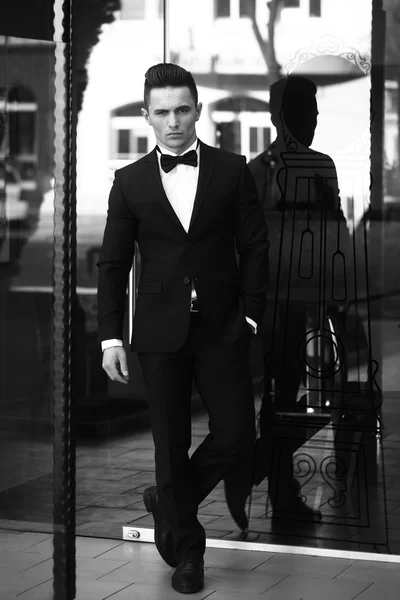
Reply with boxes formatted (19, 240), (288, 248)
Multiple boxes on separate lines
(138, 280), (162, 294)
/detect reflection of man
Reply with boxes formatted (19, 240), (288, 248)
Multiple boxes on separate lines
(249, 75), (351, 519)
(97, 63), (269, 594)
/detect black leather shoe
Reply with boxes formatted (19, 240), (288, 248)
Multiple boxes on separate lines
(143, 486), (177, 567)
(171, 555), (204, 594)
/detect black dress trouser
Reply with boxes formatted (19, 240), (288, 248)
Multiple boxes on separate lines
(138, 313), (256, 561)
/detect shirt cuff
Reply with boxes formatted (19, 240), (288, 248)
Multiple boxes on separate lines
(101, 339), (123, 351)
(245, 316), (257, 334)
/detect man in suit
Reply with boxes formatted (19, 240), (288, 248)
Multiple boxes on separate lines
(97, 63), (269, 594)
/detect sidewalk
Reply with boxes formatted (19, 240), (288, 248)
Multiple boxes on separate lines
(1, 529), (399, 600)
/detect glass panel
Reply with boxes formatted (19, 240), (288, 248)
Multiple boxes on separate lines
(74, 0), (165, 540)
(51, 0), (400, 563)
(309, 0), (321, 17)
(136, 135), (148, 154)
(249, 126), (258, 152)
(118, 129), (131, 154)
(0, 33), (56, 534)
(216, 0), (231, 18)
(263, 126), (271, 148)
(160, 0), (400, 559)
(240, 0), (254, 18)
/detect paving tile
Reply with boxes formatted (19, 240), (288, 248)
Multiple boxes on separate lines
(251, 532), (278, 544)
(217, 530), (254, 542)
(76, 475), (153, 495)
(198, 514), (222, 527)
(203, 547), (275, 571)
(97, 559), (172, 584)
(76, 468), (141, 481)
(76, 556), (131, 579)
(204, 566), (287, 593)
(198, 501), (266, 519)
(0, 549), (49, 572)
(353, 581), (400, 599)
(336, 559), (400, 582)
(260, 573), (371, 599)
(113, 449), (155, 460)
(0, 520), (54, 534)
(114, 473), (155, 488)
(11, 578), (54, 600)
(103, 581), (212, 600)
(205, 529), (234, 539)
(98, 440), (153, 450)
(126, 514), (154, 527)
(75, 520), (123, 539)
(198, 516), (256, 533)
(76, 456), (134, 469)
(98, 541), (163, 564)
(76, 492), (144, 509)
(15, 578), (130, 600)
(124, 483), (156, 495)
(23, 536), (125, 560)
(0, 558), (53, 596)
(0, 531), (51, 551)
(21, 537), (54, 559)
(75, 537), (125, 558)
(75, 579), (132, 600)
(253, 553), (355, 578)
(206, 592), (268, 600)
(75, 506), (148, 523)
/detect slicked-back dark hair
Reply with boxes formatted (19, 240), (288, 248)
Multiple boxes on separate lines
(144, 63), (198, 109)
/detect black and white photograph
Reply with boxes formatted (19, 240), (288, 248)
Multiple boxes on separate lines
(0, 1), (400, 598)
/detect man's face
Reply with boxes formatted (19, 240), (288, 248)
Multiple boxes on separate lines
(141, 86), (202, 154)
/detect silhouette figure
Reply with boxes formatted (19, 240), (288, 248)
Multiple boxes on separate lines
(248, 75), (353, 521)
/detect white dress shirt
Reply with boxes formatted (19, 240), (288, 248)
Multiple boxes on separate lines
(101, 139), (256, 351)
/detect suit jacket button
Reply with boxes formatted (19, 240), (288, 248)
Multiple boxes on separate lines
(183, 277), (190, 284)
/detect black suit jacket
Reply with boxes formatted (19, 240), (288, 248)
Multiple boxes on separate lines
(97, 140), (269, 353)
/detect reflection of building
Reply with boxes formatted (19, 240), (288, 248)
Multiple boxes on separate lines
(77, 0), (374, 220)
(0, 37), (55, 264)
(0, 38), (55, 206)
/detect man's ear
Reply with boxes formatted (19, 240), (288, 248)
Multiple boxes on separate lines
(141, 107), (151, 126)
(195, 102), (202, 122)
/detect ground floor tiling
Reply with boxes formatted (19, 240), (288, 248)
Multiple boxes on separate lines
(1, 529), (400, 600)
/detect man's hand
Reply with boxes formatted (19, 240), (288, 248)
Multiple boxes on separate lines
(102, 346), (130, 384)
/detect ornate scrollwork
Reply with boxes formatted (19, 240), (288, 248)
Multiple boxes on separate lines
(320, 455), (348, 508)
(293, 452), (317, 503)
(285, 35), (371, 77)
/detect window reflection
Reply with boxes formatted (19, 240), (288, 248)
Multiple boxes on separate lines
(163, 0), (395, 554)
(0, 34), (56, 532)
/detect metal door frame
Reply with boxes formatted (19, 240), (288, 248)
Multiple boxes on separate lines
(53, 0), (76, 598)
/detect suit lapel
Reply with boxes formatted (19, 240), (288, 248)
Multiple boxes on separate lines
(189, 141), (215, 230)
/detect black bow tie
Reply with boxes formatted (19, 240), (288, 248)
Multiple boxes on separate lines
(159, 149), (198, 173)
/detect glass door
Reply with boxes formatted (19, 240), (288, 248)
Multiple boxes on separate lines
(4, 0), (395, 571)
(119, 0), (400, 560)
(0, 1), (75, 597)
